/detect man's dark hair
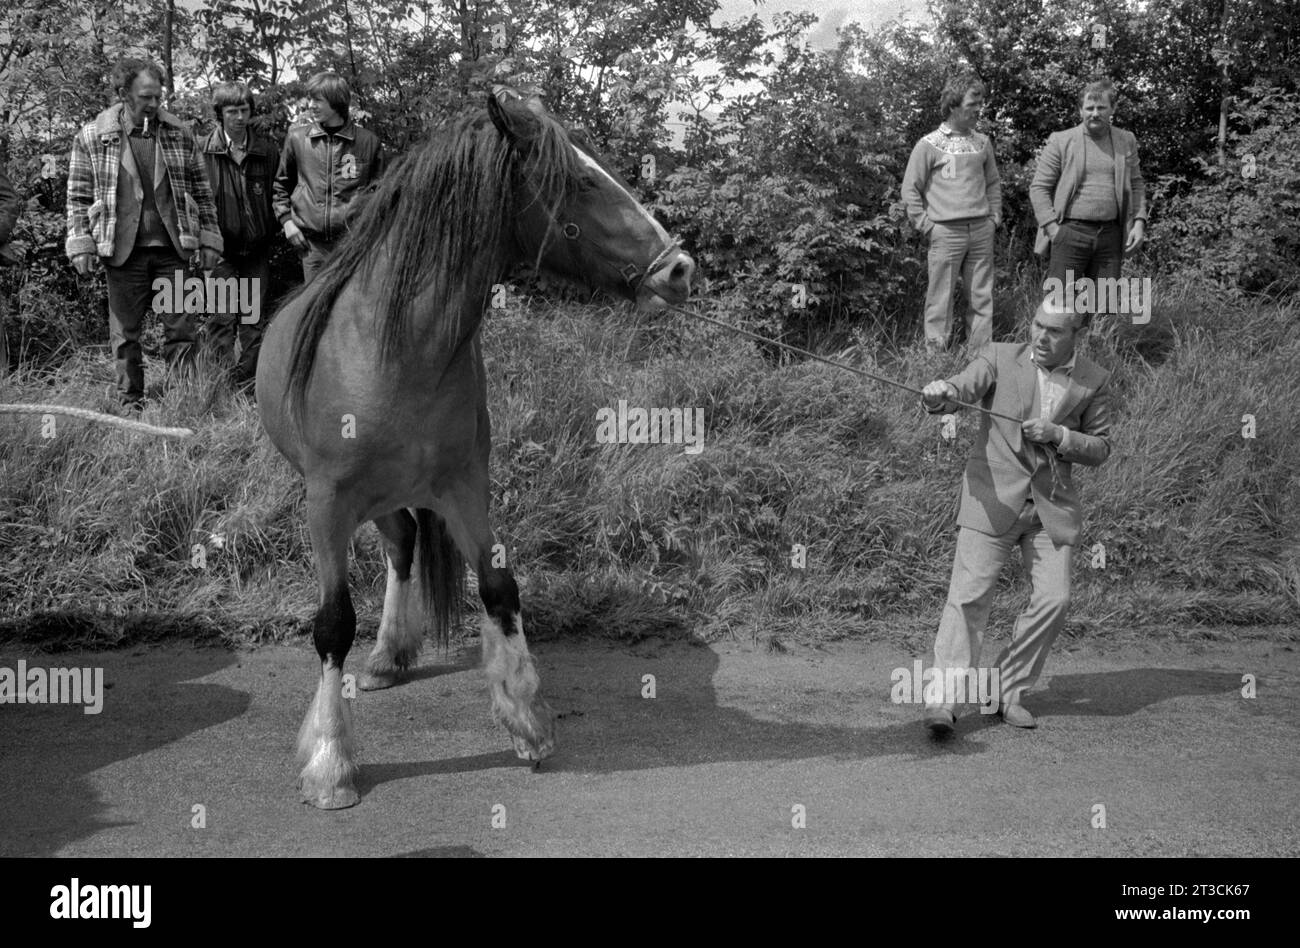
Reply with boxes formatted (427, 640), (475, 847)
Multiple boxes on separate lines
(305, 71), (351, 122)
(1079, 77), (1116, 107)
(939, 73), (986, 120)
(111, 58), (165, 97)
(211, 81), (255, 121)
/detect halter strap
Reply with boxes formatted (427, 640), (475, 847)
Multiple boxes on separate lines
(558, 221), (681, 291)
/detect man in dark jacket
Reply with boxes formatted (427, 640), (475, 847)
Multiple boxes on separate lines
(272, 72), (384, 281)
(201, 80), (277, 389)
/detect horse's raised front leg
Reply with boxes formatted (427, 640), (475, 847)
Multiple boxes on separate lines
(360, 508), (422, 691)
(438, 480), (555, 762)
(296, 486), (361, 809)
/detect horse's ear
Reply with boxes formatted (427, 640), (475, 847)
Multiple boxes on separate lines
(489, 85), (542, 143)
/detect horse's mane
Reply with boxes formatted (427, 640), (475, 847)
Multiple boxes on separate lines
(284, 106), (583, 415)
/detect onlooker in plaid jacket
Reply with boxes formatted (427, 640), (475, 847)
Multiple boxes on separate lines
(66, 58), (223, 408)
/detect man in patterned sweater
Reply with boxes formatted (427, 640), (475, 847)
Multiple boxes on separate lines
(901, 74), (1002, 353)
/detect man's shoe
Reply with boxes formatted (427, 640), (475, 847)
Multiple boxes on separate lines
(923, 707), (956, 736)
(1000, 702), (1036, 728)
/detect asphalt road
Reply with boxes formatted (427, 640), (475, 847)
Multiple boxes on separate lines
(1, 634), (1296, 856)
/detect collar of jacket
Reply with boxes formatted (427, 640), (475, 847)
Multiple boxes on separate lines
(94, 103), (184, 141)
(1031, 351), (1077, 375)
(201, 127), (275, 157)
(308, 119), (356, 141)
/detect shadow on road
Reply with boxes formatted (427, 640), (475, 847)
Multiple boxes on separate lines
(368, 646), (1252, 786)
(957, 667), (1246, 735)
(0, 645), (246, 856)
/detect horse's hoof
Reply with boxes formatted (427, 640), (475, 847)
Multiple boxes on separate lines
(299, 779), (360, 810)
(359, 670), (400, 691)
(511, 730), (555, 762)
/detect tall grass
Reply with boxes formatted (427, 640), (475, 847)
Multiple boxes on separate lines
(1, 279), (1296, 648)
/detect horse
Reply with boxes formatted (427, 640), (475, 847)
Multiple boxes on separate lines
(255, 86), (694, 809)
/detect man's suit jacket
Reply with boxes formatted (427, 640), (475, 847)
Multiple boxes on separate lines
(925, 342), (1114, 546)
(1029, 123), (1147, 256)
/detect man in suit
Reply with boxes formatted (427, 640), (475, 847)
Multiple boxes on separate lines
(901, 73), (1002, 353)
(919, 298), (1114, 733)
(1030, 77), (1147, 306)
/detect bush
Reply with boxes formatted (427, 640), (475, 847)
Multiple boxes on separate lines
(1145, 85), (1300, 293)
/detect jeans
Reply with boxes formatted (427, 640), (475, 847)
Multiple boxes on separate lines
(202, 253), (270, 386)
(1046, 220), (1123, 323)
(301, 234), (340, 282)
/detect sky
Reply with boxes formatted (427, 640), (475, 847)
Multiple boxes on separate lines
(713, 0), (926, 47)
(650, 0), (926, 143)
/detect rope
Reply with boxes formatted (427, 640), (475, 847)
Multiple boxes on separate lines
(660, 301), (1065, 493)
(661, 302), (1025, 424)
(0, 403), (194, 438)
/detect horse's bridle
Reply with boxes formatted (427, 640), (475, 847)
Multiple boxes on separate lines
(557, 220), (682, 293)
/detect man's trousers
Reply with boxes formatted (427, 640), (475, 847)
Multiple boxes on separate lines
(1046, 219), (1123, 329)
(301, 234), (340, 282)
(106, 246), (196, 405)
(927, 500), (1073, 714)
(203, 253), (270, 387)
(924, 217), (995, 350)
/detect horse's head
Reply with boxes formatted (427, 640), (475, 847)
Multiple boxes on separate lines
(489, 86), (693, 309)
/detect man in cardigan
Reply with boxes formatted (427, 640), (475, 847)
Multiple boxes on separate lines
(1030, 77), (1147, 319)
(919, 298), (1114, 734)
(901, 74), (1002, 353)
(66, 59), (223, 408)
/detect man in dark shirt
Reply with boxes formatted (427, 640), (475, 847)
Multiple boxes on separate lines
(201, 80), (277, 391)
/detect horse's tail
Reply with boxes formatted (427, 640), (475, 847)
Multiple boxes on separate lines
(415, 508), (465, 650)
